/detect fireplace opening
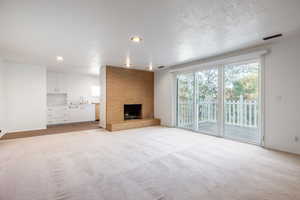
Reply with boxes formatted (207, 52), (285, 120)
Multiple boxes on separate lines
(124, 104), (142, 120)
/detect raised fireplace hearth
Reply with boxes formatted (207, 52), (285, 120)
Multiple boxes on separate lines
(124, 104), (142, 120)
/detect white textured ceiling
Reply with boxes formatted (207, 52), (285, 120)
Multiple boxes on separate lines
(1, 0), (300, 75)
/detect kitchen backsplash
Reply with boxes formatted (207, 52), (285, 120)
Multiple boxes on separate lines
(47, 93), (67, 106)
(48, 94), (99, 107)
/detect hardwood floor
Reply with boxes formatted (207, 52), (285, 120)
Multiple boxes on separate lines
(0, 121), (100, 140)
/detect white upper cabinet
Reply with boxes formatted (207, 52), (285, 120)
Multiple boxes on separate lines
(47, 72), (57, 93)
(47, 72), (67, 94)
(56, 73), (67, 93)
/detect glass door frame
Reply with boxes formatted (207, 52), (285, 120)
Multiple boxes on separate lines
(175, 58), (264, 146)
(194, 66), (221, 137)
(221, 59), (263, 145)
(176, 72), (195, 131)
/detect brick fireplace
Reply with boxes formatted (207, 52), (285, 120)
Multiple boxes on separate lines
(104, 66), (159, 131)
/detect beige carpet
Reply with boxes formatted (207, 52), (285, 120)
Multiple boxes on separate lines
(0, 126), (300, 200)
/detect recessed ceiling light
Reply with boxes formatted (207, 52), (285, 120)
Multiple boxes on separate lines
(130, 36), (142, 43)
(56, 56), (64, 62)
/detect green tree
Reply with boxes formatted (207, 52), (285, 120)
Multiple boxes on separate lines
(232, 74), (258, 100)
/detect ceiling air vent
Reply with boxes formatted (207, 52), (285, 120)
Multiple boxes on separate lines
(263, 34), (283, 41)
(158, 66), (165, 69)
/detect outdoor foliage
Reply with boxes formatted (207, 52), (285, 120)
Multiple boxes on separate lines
(178, 63), (259, 102)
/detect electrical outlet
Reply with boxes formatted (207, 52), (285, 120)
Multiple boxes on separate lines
(295, 136), (299, 142)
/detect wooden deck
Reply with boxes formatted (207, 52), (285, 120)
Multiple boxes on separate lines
(179, 121), (259, 144)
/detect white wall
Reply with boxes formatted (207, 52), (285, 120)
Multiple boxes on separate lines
(264, 36), (300, 155)
(99, 66), (106, 128)
(154, 70), (175, 127)
(64, 73), (99, 104)
(0, 59), (6, 136)
(47, 71), (99, 104)
(5, 63), (47, 133)
(155, 34), (300, 155)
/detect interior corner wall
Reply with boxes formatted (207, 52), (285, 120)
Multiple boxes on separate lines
(264, 35), (300, 155)
(154, 34), (300, 155)
(99, 66), (106, 128)
(5, 62), (47, 133)
(0, 59), (6, 136)
(154, 70), (175, 127)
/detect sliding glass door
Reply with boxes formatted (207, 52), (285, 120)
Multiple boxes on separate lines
(177, 73), (194, 130)
(223, 62), (260, 143)
(195, 68), (219, 136)
(176, 60), (262, 145)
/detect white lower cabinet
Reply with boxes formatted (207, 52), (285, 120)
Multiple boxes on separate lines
(47, 104), (95, 125)
(69, 104), (95, 123)
(47, 106), (69, 125)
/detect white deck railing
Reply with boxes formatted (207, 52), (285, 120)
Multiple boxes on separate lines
(178, 97), (258, 129)
(177, 100), (194, 129)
